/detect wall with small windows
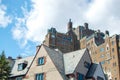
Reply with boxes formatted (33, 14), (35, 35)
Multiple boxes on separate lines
(79, 34), (120, 80)
(9, 55), (34, 80)
(25, 45), (64, 80)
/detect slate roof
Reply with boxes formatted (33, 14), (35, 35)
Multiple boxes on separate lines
(10, 45), (103, 79)
(6, 58), (15, 69)
(10, 56), (34, 77)
(43, 45), (68, 80)
(63, 49), (86, 74)
(86, 63), (98, 78)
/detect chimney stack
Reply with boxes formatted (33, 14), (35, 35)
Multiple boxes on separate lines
(84, 23), (88, 29)
(17, 55), (22, 59)
(105, 30), (109, 36)
(67, 19), (73, 31)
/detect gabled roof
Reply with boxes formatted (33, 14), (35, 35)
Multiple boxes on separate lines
(43, 45), (68, 80)
(10, 56), (34, 77)
(63, 48), (86, 74)
(86, 63), (105, 79)
(9, 45), (105, 80)
(86, 63), (98, 78)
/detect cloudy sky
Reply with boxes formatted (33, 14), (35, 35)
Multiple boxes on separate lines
(0, 0), (120, 58)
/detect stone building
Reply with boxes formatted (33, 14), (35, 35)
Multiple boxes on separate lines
(9, 45), (105, 80)
(80, 34), (120, 80)
(9, 56), (34, 80)
(43, 20), (120, 80)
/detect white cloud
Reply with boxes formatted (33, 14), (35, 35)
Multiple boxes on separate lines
(0, 1), (12, 28)
(20, 45), (35, 57)
(12, 0), (90, 46)
(85, 0), (120, 35)
(12, 18), (28, 47)
(12, 0), (120, 48)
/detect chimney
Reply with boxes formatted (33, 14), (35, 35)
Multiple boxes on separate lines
(84, 23), (88, 29)
(98, 29), (100, 33)
(8, 56), (12, 60)
(105, 30), (109, 36)
(67, 19), (73, 31)
(17, 55), (22, 59)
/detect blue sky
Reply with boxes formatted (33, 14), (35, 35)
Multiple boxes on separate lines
(0, 0), (120, 58)
(0, 0), (36, 58)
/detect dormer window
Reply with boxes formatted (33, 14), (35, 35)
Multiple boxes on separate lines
(51, 34), (55, 38)
(84, 61), (90, 69)
(77, 73), (84, 80)
(16, 77), (22, 80)
(38, 57), (44, 65)
(18, 63), (23, 71)
(18, 63), (27, 71)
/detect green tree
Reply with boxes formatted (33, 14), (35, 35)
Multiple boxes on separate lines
(0, 51), (11, 80)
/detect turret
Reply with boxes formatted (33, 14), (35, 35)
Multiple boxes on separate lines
(105, 30), (109, 36)
(84, 23), (88, 29)
(67, 19), (73, 31)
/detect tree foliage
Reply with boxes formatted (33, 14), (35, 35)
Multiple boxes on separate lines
(0, 51), (11, 80)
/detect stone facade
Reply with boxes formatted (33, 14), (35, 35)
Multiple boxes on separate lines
(80, 33), (120, 80)
(9, 45), (106, 80)
(43, 20), (95, 53)
(24, 45), (65, 80)
(43, 20), (120, 80)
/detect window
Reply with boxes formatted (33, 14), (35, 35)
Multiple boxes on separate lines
(77, 73), (84, 80)
(112, 41), (114, 45)
(84, 61), (90, 69)
(18, 63), (23, 71)
(38, 57), (44, 65)
(101, 61), (105, 65)
(100, 48), (104, 52)
(106, 53), (110, 59)
(112, 48), (114, 52)
(113, 62), (117, 67)
(100, 54), (104, 58)
(18, 63), (27, 71)
(36, 73), (44, 80)
(16, 77), (22, 80)
(113, 55), (115, 59)
(51, 34), (55, 38)
(106, 47), (109, 50)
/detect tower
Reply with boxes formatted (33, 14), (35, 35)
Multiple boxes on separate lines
(84, 23), (88, 29)
(67, 19), (73, 31)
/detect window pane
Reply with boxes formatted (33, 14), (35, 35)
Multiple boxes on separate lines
(78, 73), (84, 80)
(18, 64), (23, 71)
(101, 61), (105, 65)
(112, 48), (114, 52)
(36, 73), (44, 80)
(36, 74), (39, 80)
(100, 48), (104, 52)
(38, 57), (44, 65)
(84, 61), (90, 69)
(41, 57), (44, 64)
(16, 77), (22, 80)
(112, 41), (114, 45)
